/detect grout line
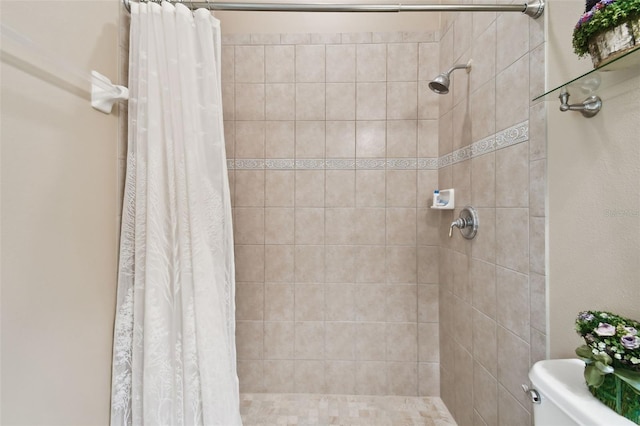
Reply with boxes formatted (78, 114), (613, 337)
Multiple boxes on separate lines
(292, 43), (298, 392)
(261, 43), (267, 394)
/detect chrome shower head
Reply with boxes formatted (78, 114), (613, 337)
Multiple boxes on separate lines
(428, 74), (450, 94)
(428, 60), (472, 95)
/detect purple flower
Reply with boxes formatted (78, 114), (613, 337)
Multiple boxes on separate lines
(593, 0), (615, 10)
(621, 335), (640, 350)
(624, 326), (638, 336)
(595, 323), (616, 336)
(578, 312), (596, 321)
(576, 0), (617, 31)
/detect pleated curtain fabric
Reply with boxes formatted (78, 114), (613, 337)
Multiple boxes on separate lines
(110, 2), (241, 424)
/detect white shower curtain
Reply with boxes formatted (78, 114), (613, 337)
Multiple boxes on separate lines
(110, 2), (241, 425)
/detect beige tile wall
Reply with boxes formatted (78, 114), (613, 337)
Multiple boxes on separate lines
(223, 18), (547, 419)
(437, 11), (547, 426)
(223, 31), (442, 396)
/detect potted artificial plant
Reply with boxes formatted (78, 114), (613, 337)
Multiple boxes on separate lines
(572, 0), (640, 67)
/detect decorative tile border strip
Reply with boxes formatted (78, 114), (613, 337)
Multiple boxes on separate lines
(265, 159), (295, 169)
(418, 158), (439, 170)
(231, 159), (264, 170)
(438, 120), (529, 168)
(295, 159), (324, 169)
(470, 134), (496, 157)
(495, 121), (529, 149)
(387, 158), (417, 169)
(228, 158), (437, 170)
(358, 159), (386, 170)
(227, 121), (528, 171)
(326, 159), (356, 169)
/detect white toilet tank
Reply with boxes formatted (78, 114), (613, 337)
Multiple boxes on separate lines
(529, 359), (636, 426)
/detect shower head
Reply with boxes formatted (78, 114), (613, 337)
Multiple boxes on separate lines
(428, 60), (472, 95)
(428, 74), (451, 94)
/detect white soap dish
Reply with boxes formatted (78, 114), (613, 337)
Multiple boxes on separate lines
(430, 188), (454, 210)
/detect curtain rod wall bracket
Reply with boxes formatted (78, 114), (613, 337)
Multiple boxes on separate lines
(91, 71), (129, 114)
(523, 0), (544, 19)
(122, 0), (544, 19)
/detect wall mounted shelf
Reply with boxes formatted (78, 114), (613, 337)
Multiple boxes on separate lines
(533, 46), (640, 117)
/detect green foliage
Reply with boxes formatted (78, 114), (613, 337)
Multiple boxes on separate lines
(585, 362), (607, 387)
(575, 311), (640, 372)
(576, 311), (640, 425)
(576, 344), (594, 359)
(573, 0), (640, 57)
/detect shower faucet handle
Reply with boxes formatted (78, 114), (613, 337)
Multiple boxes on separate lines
(448, 206), (479, 239)
(449, 218), (465, 238)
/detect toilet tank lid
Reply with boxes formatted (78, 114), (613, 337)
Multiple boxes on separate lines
(529, 359), (636, 426)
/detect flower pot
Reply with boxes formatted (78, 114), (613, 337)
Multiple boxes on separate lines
(588, 17), (640, 67)
(587, 370), (640, 425)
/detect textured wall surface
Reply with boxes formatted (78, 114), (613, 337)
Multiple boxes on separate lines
(223, 31), (444, 396)
(223, 20), (550, 425)
(546, 0), (640, 359)
(1, 1), (120, 424)
(435, 9), (547, 426)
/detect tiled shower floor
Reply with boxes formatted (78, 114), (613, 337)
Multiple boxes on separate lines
(240, 393), (457, 426)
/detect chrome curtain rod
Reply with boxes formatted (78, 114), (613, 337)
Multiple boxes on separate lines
(123, 0), (544, 19)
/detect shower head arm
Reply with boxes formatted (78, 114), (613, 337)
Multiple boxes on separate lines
(443, 60), (472, 77)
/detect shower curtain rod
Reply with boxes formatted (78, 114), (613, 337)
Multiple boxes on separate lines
(123, 0), (544, 19)
(0, 23), (128, 114)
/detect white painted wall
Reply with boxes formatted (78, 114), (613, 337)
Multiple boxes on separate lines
(1, 1), (120, 423)
(546, 0), (640, 358)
